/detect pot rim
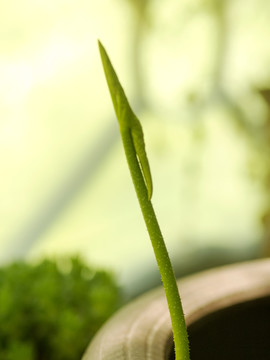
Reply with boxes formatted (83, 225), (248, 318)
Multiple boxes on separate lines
(82, 258), (270, 360)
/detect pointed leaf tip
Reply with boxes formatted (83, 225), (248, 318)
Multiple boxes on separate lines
(98, 41), (153, 200)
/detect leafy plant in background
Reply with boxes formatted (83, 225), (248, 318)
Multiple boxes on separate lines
(0, 257), (122, 360)
(98, 41), (190, 360)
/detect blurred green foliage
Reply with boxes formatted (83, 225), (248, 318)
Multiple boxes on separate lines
(2, 0), (270, 293)
(0, 257), (122, 360)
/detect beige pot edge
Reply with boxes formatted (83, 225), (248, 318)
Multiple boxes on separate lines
(82, 258), (270, 360)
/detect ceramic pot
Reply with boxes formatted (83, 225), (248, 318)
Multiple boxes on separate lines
(82, 258), (270, 360)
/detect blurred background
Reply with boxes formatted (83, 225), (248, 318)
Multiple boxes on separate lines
(1, 0), (270, 299)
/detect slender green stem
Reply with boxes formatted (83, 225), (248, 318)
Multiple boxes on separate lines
(98, 40), (190, 360)
(121, 130), (190, 360)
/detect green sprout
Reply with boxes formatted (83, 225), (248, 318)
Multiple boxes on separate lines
(98, 40), (190, 360)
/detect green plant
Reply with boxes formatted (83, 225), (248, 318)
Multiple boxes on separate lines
(98, 41), (190, 360)
(0, 257), (122, 360)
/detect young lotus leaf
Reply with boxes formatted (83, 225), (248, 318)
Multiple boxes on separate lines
(98, 40), (152, 200)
